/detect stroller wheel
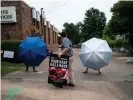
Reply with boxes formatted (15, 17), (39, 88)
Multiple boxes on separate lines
(53, 83), (56, 86)
(59, 84), (63, 88)
(53, 83), (59, 87)
(48, 77), (52, 84)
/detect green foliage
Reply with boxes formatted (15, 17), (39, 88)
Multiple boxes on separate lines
(1, 40), (22, 63)
(80, 37), (85, 43)
(101, 36), (127, 48)
(82, 7), (106, 39)
(108, 1), (133, 52)
(102, 24), (116, 40)
(1, 61), (24, 76)
(62, 22), (82, 44)
(62, 8), (106, 44)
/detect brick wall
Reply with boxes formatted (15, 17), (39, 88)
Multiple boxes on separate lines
(53, 30), (55, 44)
(55, 32), (58, 44)
(1, 1), (33, 40)
(1, 1), (23, 40)
(46, 23), (59, 51)
(50, 25), (54, 44)
(21, 1), (32, 39)
(38, 14), (41, 33)
(45, 23), (49, 44)
(1, 1), (58, 51)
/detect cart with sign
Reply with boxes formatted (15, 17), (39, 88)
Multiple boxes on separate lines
(48, 54), (69, 88)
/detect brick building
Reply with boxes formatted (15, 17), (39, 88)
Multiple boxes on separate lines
(1, 0), (58, 51)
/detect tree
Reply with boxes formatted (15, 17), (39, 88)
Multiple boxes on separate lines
(82, 7), (106, 40)
(75, 22), (83, 35)
(102, 23), (115, 40)
(75, 22), (84, 43)
(108, 1), (133, 52)
(62, 22), (82, 44)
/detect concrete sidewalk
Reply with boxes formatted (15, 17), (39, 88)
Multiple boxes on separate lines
(1, 79), (133, 100)
(1, 50), (133, 100)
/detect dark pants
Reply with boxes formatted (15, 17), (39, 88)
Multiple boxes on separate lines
(26, 66), (36, 72)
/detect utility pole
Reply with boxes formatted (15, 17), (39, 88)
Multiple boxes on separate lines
(41, 8), (45, 40)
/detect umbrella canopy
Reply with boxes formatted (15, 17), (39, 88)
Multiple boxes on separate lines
(79, 37), (112, 70)
(18, 37), (47, 66)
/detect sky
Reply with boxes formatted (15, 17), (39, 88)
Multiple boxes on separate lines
(23, 0), (118, 31)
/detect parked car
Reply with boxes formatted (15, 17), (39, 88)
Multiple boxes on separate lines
(73, 45), (80, 48)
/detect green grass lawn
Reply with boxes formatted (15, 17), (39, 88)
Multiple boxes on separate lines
(1, 62), (25, 76)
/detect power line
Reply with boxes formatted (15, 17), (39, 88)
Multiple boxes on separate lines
(44, 0), (61, 11)
(45, 0), (72, 16)
(44, 0), (67, 14)
(45, 0), (71, 16)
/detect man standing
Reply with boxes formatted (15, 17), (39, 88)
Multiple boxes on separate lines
(83, 68), (101, 75)
(26, 30), (38, 72)
(26, 65), (37, 72)
(58, 32), (74, 87)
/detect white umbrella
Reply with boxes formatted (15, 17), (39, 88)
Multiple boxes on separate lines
(79, 37), (112, 70)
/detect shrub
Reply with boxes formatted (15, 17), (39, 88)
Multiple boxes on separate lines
(101, 36), (127, 49)
(1, 40), (22, 63)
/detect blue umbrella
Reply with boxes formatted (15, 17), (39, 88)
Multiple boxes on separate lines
(18, 37), (47, 66)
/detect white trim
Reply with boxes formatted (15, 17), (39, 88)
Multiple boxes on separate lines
(32, 8), (36, 19)
(44, 18), (47, 25)
(36, 11), (40, 21)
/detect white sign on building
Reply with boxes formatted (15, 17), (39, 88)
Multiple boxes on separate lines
(1, 6), (17, 23)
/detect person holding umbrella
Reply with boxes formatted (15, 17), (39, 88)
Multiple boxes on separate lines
(58, 32), (74, 87)
(25, 30), (38, 72)
(19, 36), (47, 73)
(83, 68), (101, 75)
(80, 38), (112, 75)
(26, 65), (37, 72)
